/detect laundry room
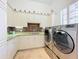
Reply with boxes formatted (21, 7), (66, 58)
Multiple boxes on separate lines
(0, 0), (78, 59)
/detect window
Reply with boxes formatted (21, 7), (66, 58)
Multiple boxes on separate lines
(69, 2), (78, 24)
(60, 8), (68, 25)
(60, 1), (78, 25)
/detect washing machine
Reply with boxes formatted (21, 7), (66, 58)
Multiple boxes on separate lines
(52, 23), (78, 59)
(44, 27), (52, 47)
(44, 26), (61, 59)
(44, 27), (57, 59)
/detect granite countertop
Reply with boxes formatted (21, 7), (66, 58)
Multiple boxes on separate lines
(7, 32), (44, 41)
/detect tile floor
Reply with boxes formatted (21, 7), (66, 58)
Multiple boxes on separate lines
(14, 48), (51, 59)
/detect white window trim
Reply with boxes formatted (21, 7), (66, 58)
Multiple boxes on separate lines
(60, 1), (78, 25)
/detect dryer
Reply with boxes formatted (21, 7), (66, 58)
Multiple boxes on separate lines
(44, 26), (61, 59)
(52, 24), (78, 59)
(44, 27), (52, 48)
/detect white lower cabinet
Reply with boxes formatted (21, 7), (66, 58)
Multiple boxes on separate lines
(7, 35), (45, 59)
(18, 35), (45, 49)
(7, 38), (17, 59)
(0, 42), (7, 59)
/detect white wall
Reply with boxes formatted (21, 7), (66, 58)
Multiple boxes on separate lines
(0, 0), (7, 45)
(0, 1), (7, 59)
(51, 0), (78, 26)
(7, 1), (52, 28)
(0, 7), (7, 43)
(51, 12), (61, 26)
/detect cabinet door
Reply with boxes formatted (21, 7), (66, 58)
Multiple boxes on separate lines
(0, 42), (7, 59)
(7, 39), (17, 59)
(19, 36), (38, 49)
(14, 37), (21, 50)
(18, 36), (31, 49)
(35, 35), (45, 47)
(19, 35), (45, 49)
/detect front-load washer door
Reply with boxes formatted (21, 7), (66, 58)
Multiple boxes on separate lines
(53, 30), (75, 54)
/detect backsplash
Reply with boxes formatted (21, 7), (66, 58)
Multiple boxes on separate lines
(7, 27), (16, 34)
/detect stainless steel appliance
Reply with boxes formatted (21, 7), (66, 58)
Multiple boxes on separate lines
(45, 24), (78, 59)
(44, 26), (61, 59)
(44, 27), (52, 47)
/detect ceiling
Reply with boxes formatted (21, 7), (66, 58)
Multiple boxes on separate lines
(8, 0), (53, 5)
(8, 0), (77, 12)
(30, 0), (53, 5)
(8, 0), (78, 6)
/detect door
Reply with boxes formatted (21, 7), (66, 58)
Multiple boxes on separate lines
(53, 30), (75, 54)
